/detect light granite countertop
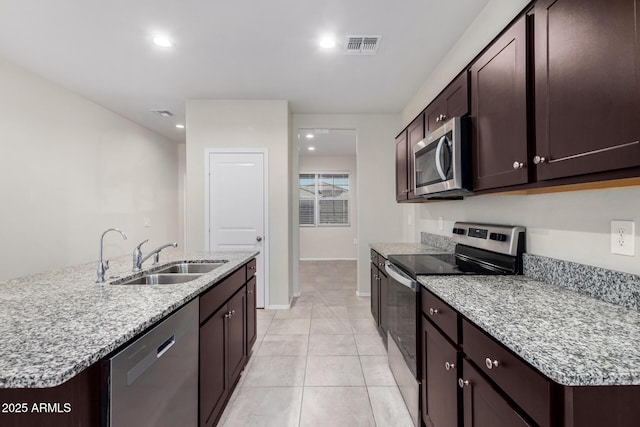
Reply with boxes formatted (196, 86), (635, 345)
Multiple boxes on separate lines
(418, 274), (640, 387)
(0, 250), (258, 389)
(369, 242), (450, 258)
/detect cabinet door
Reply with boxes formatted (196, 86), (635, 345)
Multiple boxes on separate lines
(407, 115), (425, 199)
(425, 100), (446, 136)
(426, 72), (470, 135)
(396, 130), (409, 202)
(423, 320), (459, 427)
(460, 359), (531, 427)
(370, 262), (380, 325)
(200, 303), (228, 427)
(228, 288), (247, 385)
(246, 276), (257, 352)
(471, 15), (529, 191)
(534, 0), (640, 180)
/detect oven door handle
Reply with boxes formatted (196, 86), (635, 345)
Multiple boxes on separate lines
(385, 261), (417, 291)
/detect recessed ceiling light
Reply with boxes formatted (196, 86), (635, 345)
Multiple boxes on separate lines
(319, 37), (336, 49)
(308, 146), (316, 151)
(153, 36), (172, 48)
(176, 124), (185, 129)
(306, 133), (314, 139)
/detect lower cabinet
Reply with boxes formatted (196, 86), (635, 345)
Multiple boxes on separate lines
(370, 250), (388, 344)
(199, 260), (255, 427)
(459, 359), (531, 427)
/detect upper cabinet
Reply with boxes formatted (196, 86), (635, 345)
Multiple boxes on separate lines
(470, 15), (529, 191)
(533, 0), (640, 181)
(424, 72), (469, 135)
(396, 130), (409, 202)
(407, 114), (425, 200)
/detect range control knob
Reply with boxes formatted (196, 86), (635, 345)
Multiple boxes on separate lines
(452, 227), (466, 235)
(489, 233), (508, 242)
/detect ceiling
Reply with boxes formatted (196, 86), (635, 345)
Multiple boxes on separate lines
(0, 0), (489, 143)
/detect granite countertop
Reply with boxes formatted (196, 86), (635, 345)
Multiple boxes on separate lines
(369, 242), (450, 258)
(0, 250), (258, 389)
(418, 274), (640, 387)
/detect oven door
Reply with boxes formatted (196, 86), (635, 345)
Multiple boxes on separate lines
(413, 116), (467, 197)
(385, 261), (420, 426)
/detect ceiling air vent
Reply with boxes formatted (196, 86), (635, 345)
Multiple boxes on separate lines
(150, 109), (174, 117)
(345, 35), (382, 55)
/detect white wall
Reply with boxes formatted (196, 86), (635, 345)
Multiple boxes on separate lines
(185, 100), (292, 307)
(292, 114), (404, 296)
(0, 57), (180, 281)
(299, 155), (358, 260)
(402, 0), (640, 276)
(402, 0), (531, 127)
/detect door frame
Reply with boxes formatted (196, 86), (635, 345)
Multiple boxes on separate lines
(204, 148), (270, 308)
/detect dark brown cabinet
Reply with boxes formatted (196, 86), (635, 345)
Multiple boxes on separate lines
(534, 0), (640, 181)
(459, 359), (531, 427)
(407, 115), (425, 200)
(425, 72), (470, 135)
(396, 130), (409, 202)
(199, 261), (255, 427)
(370, 250), (388, 344)
(470, 14), (529, 191)
(422, 318), (460, 427)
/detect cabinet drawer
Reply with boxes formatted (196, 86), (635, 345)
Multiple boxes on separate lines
(246, 258), (256, 281)
(370, 250), (379, 267)
(462, 319), (552, 427)
(421, 290), (458, 344)
(200, 267), (245, 324)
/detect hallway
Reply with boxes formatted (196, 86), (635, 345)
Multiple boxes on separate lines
(219, 260), (414, 426)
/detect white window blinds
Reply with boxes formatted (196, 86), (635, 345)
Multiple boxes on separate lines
(299, 173), (349, 226)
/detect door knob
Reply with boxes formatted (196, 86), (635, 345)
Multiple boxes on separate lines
(256, 236), (263, 242)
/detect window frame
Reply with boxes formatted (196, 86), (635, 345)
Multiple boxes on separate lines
(298, 171), (351, 227)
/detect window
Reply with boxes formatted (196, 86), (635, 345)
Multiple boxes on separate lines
(299, 173), (349, 226)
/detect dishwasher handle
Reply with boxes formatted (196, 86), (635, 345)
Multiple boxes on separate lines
(385, 261), (417, 291)
(157, 335), (175, 358)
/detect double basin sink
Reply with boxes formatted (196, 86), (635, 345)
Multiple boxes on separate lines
(115, 261), (227, 285)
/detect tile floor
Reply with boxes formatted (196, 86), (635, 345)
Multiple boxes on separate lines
(219, 260), (414, 427)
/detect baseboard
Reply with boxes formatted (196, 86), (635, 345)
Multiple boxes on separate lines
(356, 291), (371, 297)
(293, 291), (301, 298)
(299, 258), (358, 261)
(267, 296), (293, 310)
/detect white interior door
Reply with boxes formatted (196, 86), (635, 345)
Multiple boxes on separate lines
(208, 152), (266, 308)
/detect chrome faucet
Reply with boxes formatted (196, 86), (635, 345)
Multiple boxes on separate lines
(132, 240), (178, 272)
(97, 228), (127, 283)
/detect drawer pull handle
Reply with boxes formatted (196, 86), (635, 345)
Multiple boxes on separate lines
(445, 362), (455, 371)
(458, 378), (470, 388)
(485, 358), (500, 370)
(429, 308), (439, 316)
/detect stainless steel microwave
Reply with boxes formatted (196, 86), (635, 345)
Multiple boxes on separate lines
(413, 116), (471, 197)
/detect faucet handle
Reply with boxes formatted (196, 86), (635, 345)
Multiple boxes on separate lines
(104, 259), (110, 270)
(135, 239), (149, 251)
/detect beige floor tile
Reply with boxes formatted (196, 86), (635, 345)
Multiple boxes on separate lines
(267, 318), (311, 335)
(222, 387), (303, 427)
(360, 356), (397, 386)
(242, 356), (306, 387)
(308, 334), (357, 356)
(355, 334), (387, 355)
(349, 317), (379, 334)
(310, 317), (352, 335)
(311, 304), (349, 320)
(304, 355), (365, 386)
(347, 306), (373, 319)
(368, 387), (415, 427)
(256, 334), (309, 356)
(273, 306), (312, 320)
(300, 387), (375, 427)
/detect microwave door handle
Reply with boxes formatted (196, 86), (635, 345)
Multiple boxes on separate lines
(435, 135), (448, 180)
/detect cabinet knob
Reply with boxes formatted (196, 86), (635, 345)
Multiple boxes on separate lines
(512, 161), (524, 169)
(248, 289), (253, 294)
(485, 358), (500, 370)
(402, 189), (409, 194)
(429, 308), (439, 316)
(224, 312), (231, 319)
(458, 378), (471, 388)
(533, 155), (547, 165)
(435, 116), (440, 123)
(441, 114), (448, 122)
(445, 362), (455, 371)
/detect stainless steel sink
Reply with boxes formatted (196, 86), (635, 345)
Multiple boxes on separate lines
(155, 262), (226, 274)
(117, 274), (201, 285)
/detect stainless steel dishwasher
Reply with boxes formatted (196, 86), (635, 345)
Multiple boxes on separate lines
(107, 299), (198, 426)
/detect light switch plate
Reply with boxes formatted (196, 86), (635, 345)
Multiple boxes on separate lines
(611, 220), (635, 256)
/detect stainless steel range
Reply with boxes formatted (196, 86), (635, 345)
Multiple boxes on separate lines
(385, 222), (526, 426)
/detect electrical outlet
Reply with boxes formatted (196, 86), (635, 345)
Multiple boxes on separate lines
(611, 220), (635, 256)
